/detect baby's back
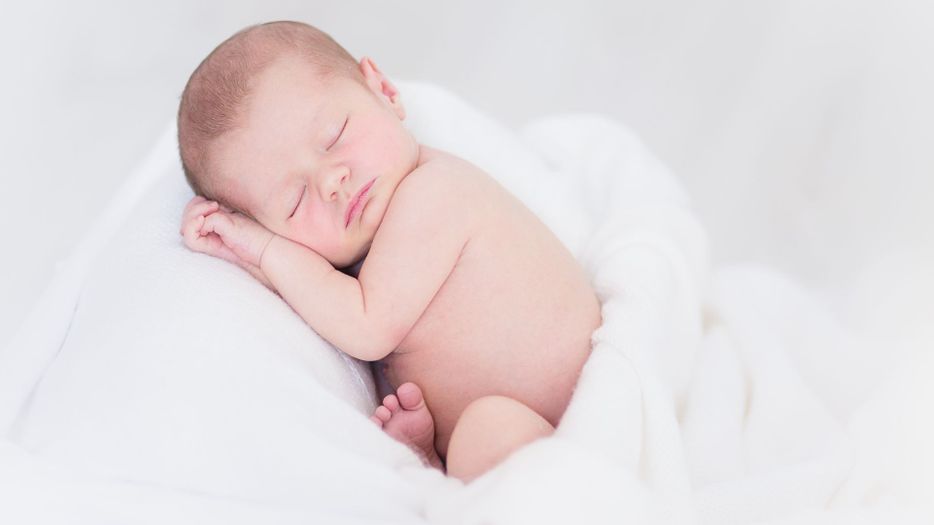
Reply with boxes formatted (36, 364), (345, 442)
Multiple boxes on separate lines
(384, 148), (602, 456)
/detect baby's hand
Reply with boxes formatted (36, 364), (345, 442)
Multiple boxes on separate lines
(180, 196), (275, 269)
(180, 196), (235, 263)
(180, 196), (276, 269)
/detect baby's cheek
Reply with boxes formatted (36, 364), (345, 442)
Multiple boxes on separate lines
(297, 213), (343, 259)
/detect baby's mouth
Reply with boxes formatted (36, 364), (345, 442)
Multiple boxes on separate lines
(345, 178), (376, 228)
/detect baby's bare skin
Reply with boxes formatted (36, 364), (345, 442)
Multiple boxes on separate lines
(180, 49), (601, 481)
(378, 147), (600, 460)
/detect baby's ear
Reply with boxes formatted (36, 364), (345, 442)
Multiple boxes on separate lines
(359, 57), (406, 120)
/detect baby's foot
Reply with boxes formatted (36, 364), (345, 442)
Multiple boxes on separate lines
(371, 382), (443, 470)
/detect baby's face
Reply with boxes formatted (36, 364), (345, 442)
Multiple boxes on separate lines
(211, 55), (418, 268)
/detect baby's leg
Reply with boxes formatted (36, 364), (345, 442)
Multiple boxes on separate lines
(445, 395), (554, 482)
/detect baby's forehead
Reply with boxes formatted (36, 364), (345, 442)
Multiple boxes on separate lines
(242, 57), (337, 119)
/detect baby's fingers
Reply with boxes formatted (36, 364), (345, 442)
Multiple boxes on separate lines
(182, 199), (219, 226)
(182, 195), (208, 214)
(200, 211), (234, 238)
(194, 230), (241, 264)
(180, 213), (209, 250)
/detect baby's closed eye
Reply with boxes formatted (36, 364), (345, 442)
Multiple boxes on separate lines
(326, 116), (348, 151)
(289, 185), (306, 219)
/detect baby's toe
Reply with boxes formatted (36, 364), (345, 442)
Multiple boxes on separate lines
(374, 405), (392, 422)
(370, 415), (384, 427)
(397, 382), (426, 411)
(382, 394), (401, 413)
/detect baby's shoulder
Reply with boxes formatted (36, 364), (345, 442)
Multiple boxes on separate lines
(376, 148), (481, 242)
(401, 147), (487, 199)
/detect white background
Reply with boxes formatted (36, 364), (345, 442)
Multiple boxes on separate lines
(1, 0), (931, 358)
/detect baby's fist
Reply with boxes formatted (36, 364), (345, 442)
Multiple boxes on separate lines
(199, 206), (276, 268)
(180, 196), (239, 265)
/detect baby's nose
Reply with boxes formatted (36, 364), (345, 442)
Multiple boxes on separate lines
(320, 167), (350, 201)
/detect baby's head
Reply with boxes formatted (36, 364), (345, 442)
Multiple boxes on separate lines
(178, 21), (418, 268)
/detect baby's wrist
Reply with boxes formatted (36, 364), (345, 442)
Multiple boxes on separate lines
(257, 232), (277, 270)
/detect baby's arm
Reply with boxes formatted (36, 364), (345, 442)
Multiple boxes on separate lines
(261, 167), (469, 361)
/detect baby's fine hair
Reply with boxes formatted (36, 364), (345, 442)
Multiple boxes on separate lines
(177, 21), (361, 210)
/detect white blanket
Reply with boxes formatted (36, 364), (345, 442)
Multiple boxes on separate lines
(0, 83), (928, 524)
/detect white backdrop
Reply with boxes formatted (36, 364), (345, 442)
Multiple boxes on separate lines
(2, 0), (932, 361)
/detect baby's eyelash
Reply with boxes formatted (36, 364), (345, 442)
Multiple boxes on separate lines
(327, 116), (348, 150)
(289, 185), (306, 218)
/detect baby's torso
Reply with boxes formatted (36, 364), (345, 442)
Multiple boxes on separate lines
(382, 148), (602, 454)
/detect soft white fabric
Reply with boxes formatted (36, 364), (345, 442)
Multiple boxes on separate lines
(0, 82), (928, 524)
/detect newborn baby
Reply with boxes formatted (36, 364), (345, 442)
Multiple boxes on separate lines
(178, 21), (601, 482)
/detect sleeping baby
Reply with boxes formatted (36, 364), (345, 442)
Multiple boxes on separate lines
(177, 21), (601, 482)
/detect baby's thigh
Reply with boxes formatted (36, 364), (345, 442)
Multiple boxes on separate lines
(445, 395), (554, 482)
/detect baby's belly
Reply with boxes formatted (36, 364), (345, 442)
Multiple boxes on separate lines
(383, 242), (602, 456)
